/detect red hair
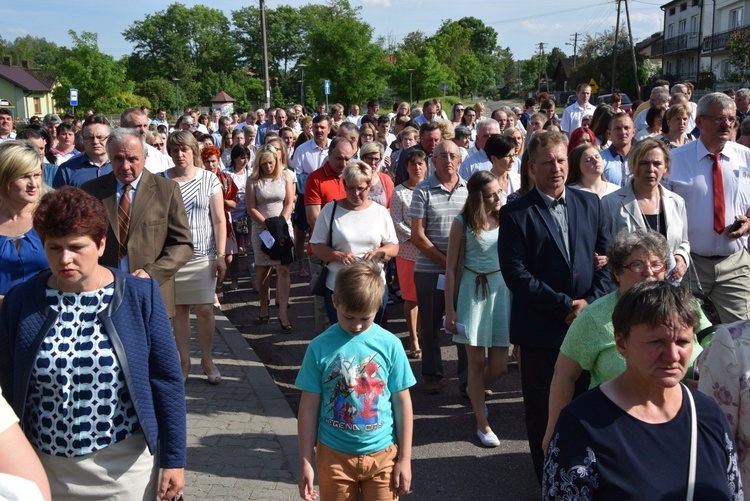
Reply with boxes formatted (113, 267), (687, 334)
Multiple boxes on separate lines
(568, 127), (597, 154)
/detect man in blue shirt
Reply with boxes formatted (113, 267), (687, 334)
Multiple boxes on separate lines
(53, 114), (112, 188)
(601, 112), (634, 187)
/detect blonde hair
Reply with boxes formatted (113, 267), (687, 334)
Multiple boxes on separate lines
(342, 161), (372, 187)
(503, 126), (525, 153)
(264, 136), (289, 169)
(332, 261), (384, 314)
(166, 130), (202, 167)
(0, 140), (45, 196)
(251, 144), (283, 181)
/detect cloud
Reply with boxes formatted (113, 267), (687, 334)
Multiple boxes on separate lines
(518, 20), (564, 32)
(361, 0), (392, 7)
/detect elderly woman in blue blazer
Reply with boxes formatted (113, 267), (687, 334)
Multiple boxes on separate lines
(0, 187), (186, 501)
(601, 138), (690, 283)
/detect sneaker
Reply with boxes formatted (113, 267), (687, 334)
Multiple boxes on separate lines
(423, 380), (441, 394)
(477, 429), (500, 447)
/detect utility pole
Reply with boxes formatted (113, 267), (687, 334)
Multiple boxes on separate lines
(567, 33), (581, 68)
(537, 42), (547, 93)
(624, 0), (641, 99)
(611, 0), (622, 94)
(260, 0), (271, 109)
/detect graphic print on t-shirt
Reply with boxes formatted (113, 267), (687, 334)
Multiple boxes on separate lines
(323, 353), (386, 432)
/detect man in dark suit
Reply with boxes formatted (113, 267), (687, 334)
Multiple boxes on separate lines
(498, 131), (611, 482)
(82, 128), (193, 318)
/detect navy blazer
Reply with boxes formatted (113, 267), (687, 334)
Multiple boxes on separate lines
(0, 268), (186, 468)
(498, 188), (611, 348)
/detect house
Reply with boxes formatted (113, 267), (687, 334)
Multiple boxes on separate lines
(552, 57), (575, 93)
(0, 57), (58, 119)
(655, 0), (704, 82)
(702, 0), (750, 81)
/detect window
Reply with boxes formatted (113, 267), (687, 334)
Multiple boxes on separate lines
(731, 7), (743, 29)
(721, 59), (732, 78)
(691, 15), (699, 33)
(33, 97), (41, 115)
(692, 0), (699, 5)
(679, 19), (687, 35)
(680, 3), (687, 11)
(689, 57), (696, 74)
(669, 7), (676, 15)
(667, 60), (674, 74)
(668, 23), (675, 38)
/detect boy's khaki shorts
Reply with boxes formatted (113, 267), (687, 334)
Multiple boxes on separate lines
(316, 442), (399, 500)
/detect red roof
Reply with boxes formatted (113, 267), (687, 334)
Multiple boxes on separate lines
(0, 64), (57, 92)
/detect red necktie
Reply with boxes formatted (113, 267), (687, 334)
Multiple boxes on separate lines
(709, 153), (725, 234)
(118, 184), (132, 260)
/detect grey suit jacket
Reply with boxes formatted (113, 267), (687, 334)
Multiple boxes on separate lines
(81, 169), (193, 317)
(601, 182), (690, 265)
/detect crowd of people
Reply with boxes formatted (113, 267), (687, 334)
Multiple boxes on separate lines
(1, 83), (750, 499)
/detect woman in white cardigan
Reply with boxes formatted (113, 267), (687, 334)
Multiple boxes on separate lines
(601, 138), (689, 283)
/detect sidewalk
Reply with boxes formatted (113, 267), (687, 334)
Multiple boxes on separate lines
(182, 313), (299, 500)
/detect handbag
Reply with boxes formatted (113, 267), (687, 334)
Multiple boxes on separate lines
(686, 254), (722, 326)
(309, 201), (337, 296)
(453, 218), (467, 309)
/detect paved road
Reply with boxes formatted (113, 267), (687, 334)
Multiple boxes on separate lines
(219, 254), (541, 500)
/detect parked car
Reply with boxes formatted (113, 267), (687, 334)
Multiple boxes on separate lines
(596, 93), (633, 115)
(566, 95), (577, 107)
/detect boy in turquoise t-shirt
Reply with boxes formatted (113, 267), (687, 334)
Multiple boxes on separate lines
(296, 262), (416, 500)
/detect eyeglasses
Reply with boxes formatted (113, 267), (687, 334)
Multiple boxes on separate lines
(621, 260), (666, 273)
(503, 153), (518, 161)
(436, 153), (461, 160)
(83, 135), (109, 142)
(700, 115), (737, 125)
(345, 184), (370, 193)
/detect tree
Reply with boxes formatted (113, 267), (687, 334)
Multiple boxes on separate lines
(52, 31), (135, 114)
(0, 35), (61, 68)
(391, 47), (452, 102)
(726, 29), (750, 84)
(232, 5), (305, 77)
(303, 0), (390, 108)
(545, 47), (567, 82)
(123, 3), (240, 106)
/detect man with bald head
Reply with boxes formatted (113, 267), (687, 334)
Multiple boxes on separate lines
(120, 107), (172, 173)
(81, 127), (192, 318)
(409, 140), (469, 395)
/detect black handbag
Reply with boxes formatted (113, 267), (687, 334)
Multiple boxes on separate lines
(309, 201), (337, 296)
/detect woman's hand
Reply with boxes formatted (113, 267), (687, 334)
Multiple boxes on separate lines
(593, 253), (608, 270)
(363, 250), (386, 262)
(215, 255), (227, 283)
(335, 251), (358, 265)
(158, 468), (185, 500)
(445, 310), (458, 335)
(668, 254), (687, 282)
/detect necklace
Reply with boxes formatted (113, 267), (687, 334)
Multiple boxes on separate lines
(57, 267), (105, 306)
(637, 191), (662, 234)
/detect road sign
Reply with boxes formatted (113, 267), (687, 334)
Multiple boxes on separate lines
(70, 88), (78, 106)
(588, 78), (599, 94)
(324, 80), (331, 96)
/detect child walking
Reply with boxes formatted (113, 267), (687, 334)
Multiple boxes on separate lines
(296, 261), (415, 500)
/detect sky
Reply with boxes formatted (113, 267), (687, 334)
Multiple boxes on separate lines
(1, 0), (664, 61)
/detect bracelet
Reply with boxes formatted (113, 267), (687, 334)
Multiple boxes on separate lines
(216, 252), (227, 258)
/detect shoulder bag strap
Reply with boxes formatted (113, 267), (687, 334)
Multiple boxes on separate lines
(683, 383), (697, 501)
(327, 200), (337, 247)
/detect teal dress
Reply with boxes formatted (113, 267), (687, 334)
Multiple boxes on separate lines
(453, 216), (511, 348)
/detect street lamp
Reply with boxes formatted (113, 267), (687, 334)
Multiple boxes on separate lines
(172, 77), (180, 120)
(408, 68), (415, 104)
(299, 63), (307, 109)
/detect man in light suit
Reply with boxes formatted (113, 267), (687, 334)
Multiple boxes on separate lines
(498, 131), (611, 482)
(82, 128), (193, 318)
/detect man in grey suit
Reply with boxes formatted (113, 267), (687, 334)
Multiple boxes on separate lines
(82, 128), (193, 317)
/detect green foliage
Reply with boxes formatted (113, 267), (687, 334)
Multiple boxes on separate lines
(391, 47), (451, 103)
(428, 19), (495, 96)
(232, 5), (305, 76)
(568, 28), (645, 96)
(726, 29), (750, 84)
(303, 0), (390, 108)
(123, 3), (239, 106)
(52, 31), (135, 114)
(0, 35), (61, 69)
